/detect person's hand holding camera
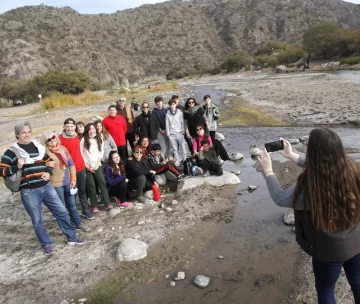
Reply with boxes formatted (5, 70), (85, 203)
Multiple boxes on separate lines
(279, 137), (300, 163)
(258, 149), (274, 177)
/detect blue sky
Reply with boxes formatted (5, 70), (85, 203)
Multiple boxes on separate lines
(0, 0), (359, 14)
(0, 0), (167, 14)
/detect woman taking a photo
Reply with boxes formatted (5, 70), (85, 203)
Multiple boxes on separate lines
(258, 128), (360, 303)
(105, 151), (133, 208)
(80, 123), (113, 213)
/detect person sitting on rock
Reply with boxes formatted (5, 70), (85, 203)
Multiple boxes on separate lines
(105, 151), (133, 208)
(126, 145), (158, 203)
(148, 144), (186, 181)
(192, 125), (213, 156)
(198, 139), (224, 177)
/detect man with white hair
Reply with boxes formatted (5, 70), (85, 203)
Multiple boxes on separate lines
(0, 121), (84, 256)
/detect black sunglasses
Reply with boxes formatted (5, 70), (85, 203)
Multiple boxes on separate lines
(188, 101), (195, 104)
(142, 106), (149, 109)
(46, 135), (56, 143)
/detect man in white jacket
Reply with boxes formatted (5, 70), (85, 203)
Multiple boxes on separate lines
(166, 99), (186, 166)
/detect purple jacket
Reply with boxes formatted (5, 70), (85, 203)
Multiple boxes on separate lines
(105, 165), (126, 187)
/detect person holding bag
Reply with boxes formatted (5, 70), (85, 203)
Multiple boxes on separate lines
(258, 128), (360, 303)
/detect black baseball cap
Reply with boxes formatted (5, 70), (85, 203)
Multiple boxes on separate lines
(64, 118), (76, 125)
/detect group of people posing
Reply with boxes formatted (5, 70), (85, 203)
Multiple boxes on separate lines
(0, 94), (226, 256)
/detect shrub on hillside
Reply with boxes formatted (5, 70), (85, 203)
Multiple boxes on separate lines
(340, 57), (360, 65)
(221, 51), (252, 72)
(277, 45), (305, 65)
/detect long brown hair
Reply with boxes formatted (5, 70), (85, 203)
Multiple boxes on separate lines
(108, 151), (125, 175)
(293, 128), (360, 233)
(94, 119), (109, 140)
(83, 123), (103, 152)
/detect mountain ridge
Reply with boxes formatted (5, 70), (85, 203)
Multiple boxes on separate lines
(0, 0), (360, 85)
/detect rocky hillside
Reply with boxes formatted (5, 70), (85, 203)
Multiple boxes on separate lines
(0, 0), (359, 84)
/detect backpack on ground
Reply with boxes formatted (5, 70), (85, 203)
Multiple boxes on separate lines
(183, 157), (196, 175)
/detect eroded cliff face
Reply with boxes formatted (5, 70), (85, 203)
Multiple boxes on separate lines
(0, 0), (359, 84)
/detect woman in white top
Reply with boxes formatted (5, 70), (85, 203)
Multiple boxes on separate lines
(94, 119), (117, 165)
(80, 123), (112, 213)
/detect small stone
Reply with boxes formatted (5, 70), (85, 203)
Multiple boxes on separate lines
(237, 191), (243, 195)
(250, 147), (262, 157)
(78, 299), (87, 303)
(288, 138), (300, 144)
(170, 281), (176, 287)
(108, 208), (121, 217)
(230, 152), (244, 161)
(133, 234), (141, 239)
(248, 185), (257, 190)
(232, 170), (241, 175)
(112, 227), (115, 231)
(265, 244), (274, 249)
(254, 275), (275, 287)
(278, 237), (290, 243)
(194, 275), (210, 288)
(97, 228), (103, 233)
(283, 208), (295, 225)
(175, 271), (186, 280)
(172, 200), (178, 205)
(160, 203), (165, 208)
(137, 221), (145, 225)
(218, 255), (225, 260)
(166, 207), (172, 212)
(116, 238), (148, 261)
(165, 274), (170, 279)
(60, 300), (69, 304)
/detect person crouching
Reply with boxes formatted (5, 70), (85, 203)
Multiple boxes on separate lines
(198, 139), (224, 177)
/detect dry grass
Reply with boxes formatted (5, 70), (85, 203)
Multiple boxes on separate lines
(39, 91), (105, 110)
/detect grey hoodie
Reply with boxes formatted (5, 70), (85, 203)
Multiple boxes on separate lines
(166, 109), (184, 136)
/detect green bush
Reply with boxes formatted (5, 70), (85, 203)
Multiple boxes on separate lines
(340, 57), (360, 65)
(221, 51), (252, 72)
(277, 45), (305, 65)
(253, 55), (278, 67)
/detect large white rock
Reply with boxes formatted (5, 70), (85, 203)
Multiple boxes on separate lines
(116, 238), (148, 261)
(283, 208), (295, 225)
(215, 132), (225, 141)
(176, 171), (240, 195)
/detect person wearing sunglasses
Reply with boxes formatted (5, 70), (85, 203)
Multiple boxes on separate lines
(41, 131), (88, 232)
(183, 97), (209, 154)
(134, 101), (160, 144)
(125, 145), (157, 202)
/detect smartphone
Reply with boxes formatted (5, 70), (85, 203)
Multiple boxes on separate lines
(265, 140), (284, 152)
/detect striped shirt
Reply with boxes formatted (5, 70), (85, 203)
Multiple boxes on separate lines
(0, 142), (53, 189)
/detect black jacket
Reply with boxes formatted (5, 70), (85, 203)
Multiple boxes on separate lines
(134, 112), (160, 141)
(148, 152), (164, 170)
(126, 158), (155, 182)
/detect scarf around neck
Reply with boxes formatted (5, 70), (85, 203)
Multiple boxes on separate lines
(48, 143), (68, 169)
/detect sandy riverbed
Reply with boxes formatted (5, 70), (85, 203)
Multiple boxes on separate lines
(0, 70), (358, 303)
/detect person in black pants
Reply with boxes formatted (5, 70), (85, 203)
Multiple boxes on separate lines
(133, 101), (160, 144)
(126, 145), (158, 202)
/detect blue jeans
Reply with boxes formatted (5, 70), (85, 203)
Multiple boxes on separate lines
(20, 183), (77, 248)
(54, 184), (81, 227)
(313, 253), (360, 303)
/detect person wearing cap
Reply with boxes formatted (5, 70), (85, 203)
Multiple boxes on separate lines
(58, 118), (94, 220)
(102, 105), (128, 162)
(116, 96), (135, 157)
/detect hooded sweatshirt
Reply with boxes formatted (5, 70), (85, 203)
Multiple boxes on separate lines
(166, 109), (184, 137)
